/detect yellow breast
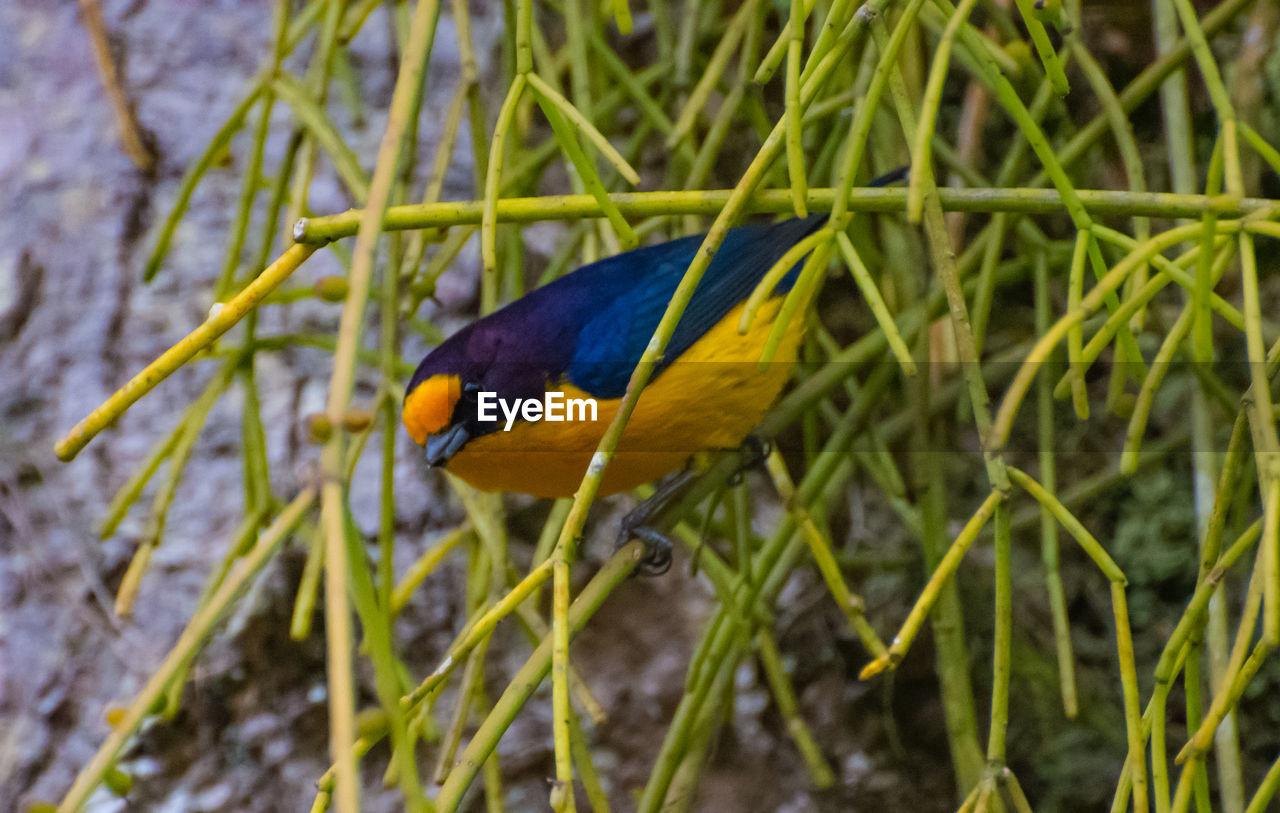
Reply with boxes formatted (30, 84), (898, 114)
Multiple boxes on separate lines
(445, 297), (808, 497)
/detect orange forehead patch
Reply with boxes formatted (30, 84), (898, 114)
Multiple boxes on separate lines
(403, 374), (461, 445)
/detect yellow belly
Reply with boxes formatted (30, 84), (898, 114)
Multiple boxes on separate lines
(445, 298), (807, 498)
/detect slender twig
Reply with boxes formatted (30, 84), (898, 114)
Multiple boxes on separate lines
(58, 491), (315, 812)
(295, 187), (1278, 242)
(55, 243), (316, 461)
(77, 0), (158, 173)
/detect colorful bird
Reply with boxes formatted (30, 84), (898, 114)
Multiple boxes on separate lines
(402, 214), (830, 499)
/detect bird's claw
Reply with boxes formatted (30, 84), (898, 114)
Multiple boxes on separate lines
(622, 525), (674, 576)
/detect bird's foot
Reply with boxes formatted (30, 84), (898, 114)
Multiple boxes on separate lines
(623, 525), (674, 576)
(616, 437), (770, 575)
(617, 469), (695, 576)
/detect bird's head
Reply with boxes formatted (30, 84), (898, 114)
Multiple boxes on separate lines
(402, 319), (552, 466)
(403, 365), (484, 467)
(402, 321), (497, 466)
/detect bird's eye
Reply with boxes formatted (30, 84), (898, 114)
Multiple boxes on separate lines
(462, 381), (482, 399)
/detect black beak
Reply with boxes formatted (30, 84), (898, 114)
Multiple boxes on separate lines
(425, 423), (471, 467)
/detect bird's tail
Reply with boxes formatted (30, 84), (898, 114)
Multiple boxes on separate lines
(784, 164), (910, 239)
(774, 164), (908, 290)
(868, 165), (909, 187)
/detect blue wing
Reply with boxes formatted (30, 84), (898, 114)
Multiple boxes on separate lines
(567, 215), (825, 398)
